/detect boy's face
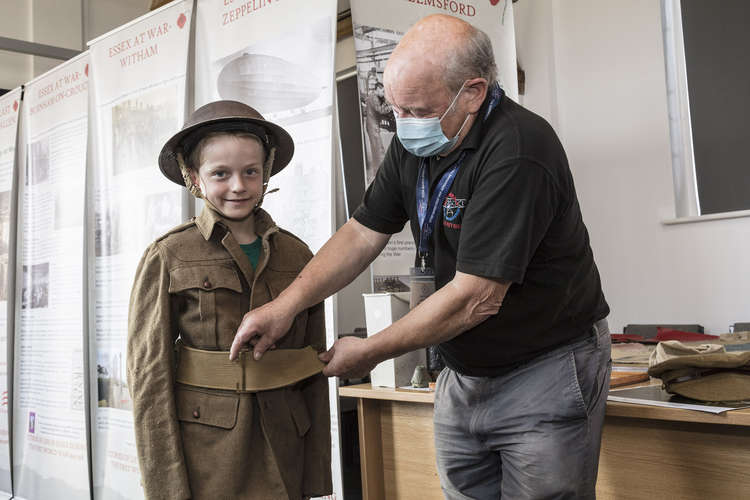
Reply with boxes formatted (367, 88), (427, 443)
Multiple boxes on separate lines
(192, 134), (265, 219)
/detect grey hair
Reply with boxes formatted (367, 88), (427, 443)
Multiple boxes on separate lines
(443, 25), (498, 94)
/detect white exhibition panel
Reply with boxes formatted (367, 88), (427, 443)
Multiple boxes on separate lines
(14, 52), (91, 500)
(0, 87), (22, 500)
(87, 2), (192, 499)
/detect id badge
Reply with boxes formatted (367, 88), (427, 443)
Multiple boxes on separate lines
(409, 266), (436, 310)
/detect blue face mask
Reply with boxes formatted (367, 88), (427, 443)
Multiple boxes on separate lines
(395, 84), (471, 157)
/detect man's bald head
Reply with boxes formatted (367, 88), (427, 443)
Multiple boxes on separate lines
(384, 14), (497, 94)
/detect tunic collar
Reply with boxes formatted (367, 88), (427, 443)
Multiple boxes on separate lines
(195, 206), (278, 241)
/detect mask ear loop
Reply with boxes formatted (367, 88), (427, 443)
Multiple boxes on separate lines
(439, 81), (469, 122)
(439, 81), (473, 145)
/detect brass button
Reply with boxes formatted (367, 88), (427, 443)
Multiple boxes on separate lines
(203, 279), (211, 289)
(192, 408), (200, 419)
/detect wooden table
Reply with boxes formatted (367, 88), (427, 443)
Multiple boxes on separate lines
(339, 383), (750, 500)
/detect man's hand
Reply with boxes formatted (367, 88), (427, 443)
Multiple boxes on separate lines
(229, 300), (295, 361)
(318, 337), (376, 378)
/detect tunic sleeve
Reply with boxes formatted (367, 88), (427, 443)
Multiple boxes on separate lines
(301, 301), (333, 497)
(126, 242), (190, 500)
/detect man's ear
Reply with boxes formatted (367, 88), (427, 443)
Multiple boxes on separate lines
(464, 78), (489, 114)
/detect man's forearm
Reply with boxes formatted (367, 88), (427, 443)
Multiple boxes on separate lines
(277, 218), (390, 315)
(365, 272), (509, 365)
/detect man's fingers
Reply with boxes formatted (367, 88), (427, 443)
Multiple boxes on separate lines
(229, 336), (244, 360)
(252, 336), (274, 361)
(318, 349), (333, 363)
(230, 312), (264, 359)
(230, 328), (256, 360)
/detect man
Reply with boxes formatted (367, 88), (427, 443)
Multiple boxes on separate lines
(364, 81), (391, 181)
(231, 14), (611, 500)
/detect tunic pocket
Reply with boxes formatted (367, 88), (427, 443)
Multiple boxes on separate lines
(170, 264), (244, 348)
(284, 388), (311, 437)
(176, 385), (240, 430)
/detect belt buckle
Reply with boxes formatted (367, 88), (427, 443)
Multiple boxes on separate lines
(235, 349), (249, 393)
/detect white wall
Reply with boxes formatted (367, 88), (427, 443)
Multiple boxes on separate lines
(31, 0), (84, 77)
(1, 0), (150, 90)
(515, 0), (750, 333)
(0, 2), (33, 90)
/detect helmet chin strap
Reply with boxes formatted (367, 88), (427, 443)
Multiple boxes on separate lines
(176, 147), (277, 222)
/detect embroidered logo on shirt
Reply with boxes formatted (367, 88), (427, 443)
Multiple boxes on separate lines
(443, 192), (466, 229)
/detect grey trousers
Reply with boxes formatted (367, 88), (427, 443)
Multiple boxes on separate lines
(433, 320), (611, 500)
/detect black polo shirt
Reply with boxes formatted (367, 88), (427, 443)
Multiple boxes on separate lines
(352, 89), (609, 377)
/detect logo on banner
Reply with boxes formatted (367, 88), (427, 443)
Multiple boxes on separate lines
(84, 64), (89, 77)
(177, 13), (187, 29)
(443, 192), (466, 229)
(490, 0), (500, 5)
(13, 101), (18, 112)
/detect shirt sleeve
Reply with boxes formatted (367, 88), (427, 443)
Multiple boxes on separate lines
(352, 138), (409, 234)
(456, 158), (559, 283)
(126, 242), (190, 500)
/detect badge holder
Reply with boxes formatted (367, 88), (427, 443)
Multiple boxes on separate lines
(409, 263), (444, 374)
(409, 264), (435, 310)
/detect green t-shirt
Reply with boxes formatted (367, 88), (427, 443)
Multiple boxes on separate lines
(239, 238), (262, 270)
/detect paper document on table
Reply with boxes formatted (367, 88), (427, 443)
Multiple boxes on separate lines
(608, 385), (750, 414)
(398, 386), (432, 392)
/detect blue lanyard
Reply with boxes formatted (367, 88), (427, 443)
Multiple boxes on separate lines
(416, 153), (464, 267)
(415, 83), (504, 270)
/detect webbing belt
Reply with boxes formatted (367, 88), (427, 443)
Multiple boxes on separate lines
(175, 342), (325, 392)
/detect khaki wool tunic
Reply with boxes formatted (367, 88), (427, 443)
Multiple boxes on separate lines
(127, 207), (332, 500)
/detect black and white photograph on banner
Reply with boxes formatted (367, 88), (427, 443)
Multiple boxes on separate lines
(111, 84), (179, 175)
(28, 137), (51, 186)
(372, 275), (409, 292)
(215, 15), (333, 124)
(96, 350), (131, 411)
(353, 23), (400, 185)
(21, 263), (49, 310)
(218, 54), (323, 114)
(144, 191), (182, 242)
(94, 205), (120, 257)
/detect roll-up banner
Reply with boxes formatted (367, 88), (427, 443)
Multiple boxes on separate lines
(194, 0), (341, 497)
(87, 1), (192, 498)
(13, 53), (91, 500)
(350, 0), (518, 292)
(0, 87), (22, 500)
